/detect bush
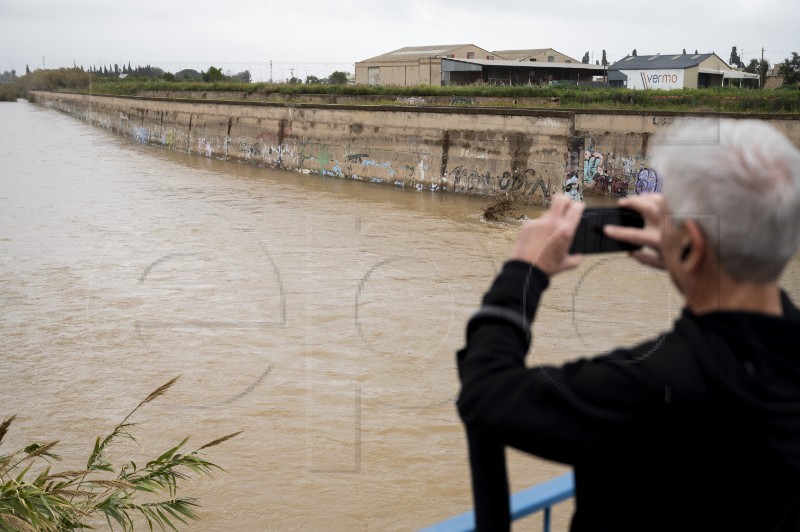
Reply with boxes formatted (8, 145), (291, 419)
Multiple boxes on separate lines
(0, 84), (21, 102)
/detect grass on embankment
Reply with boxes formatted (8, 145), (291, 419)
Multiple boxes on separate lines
(9, 67), (800, 114)
(84, 79), (800, 114)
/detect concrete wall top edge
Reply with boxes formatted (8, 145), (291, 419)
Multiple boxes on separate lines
(31, 91), (800, 122)
(32, 91), (573, 119)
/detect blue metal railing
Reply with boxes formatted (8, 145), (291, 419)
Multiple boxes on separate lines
(421, 472), (575, 532)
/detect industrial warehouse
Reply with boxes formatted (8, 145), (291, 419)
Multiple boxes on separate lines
(354, 44), (605, 87)
(608, 52), (759, 88)
(356, 45), (760, 89)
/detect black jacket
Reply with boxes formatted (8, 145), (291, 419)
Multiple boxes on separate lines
(457, 260), (800, 531)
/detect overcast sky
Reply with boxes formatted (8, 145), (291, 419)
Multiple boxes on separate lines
(1, 0), (796, 81)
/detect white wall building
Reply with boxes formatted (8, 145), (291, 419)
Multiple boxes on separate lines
(608, 53), (759, 89)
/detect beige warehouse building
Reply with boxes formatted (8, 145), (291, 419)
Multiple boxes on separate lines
(355, 44), (496, 86)
(356, 45), (600, 86)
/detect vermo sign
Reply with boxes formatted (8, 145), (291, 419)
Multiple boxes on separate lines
(642, 72), (679, 85)
(622, 69), (684, 90)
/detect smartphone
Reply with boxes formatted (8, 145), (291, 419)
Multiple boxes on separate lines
(569, 207), (645, 254)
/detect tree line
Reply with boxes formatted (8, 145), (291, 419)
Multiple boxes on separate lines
(730, 47), (800, 86)
(2, 62), (351, 86)
(0, 64), (353, 101)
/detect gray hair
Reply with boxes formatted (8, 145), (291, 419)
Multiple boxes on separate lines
(651, 118), (800, 282)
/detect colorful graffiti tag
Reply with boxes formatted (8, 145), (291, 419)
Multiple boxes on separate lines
(563, 172), (581, 201)
(592, 174), (629, 196)
(635, 168), (662, 195)
(583, 150), (605, 185)
(576, 141), (662, 198)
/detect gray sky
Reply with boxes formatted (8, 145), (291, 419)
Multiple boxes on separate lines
(1, 0), (796, 81)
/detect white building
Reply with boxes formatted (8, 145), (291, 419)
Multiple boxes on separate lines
(608, 53), (759, 89)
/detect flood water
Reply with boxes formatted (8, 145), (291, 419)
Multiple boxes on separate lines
(1, 100), (798, 531)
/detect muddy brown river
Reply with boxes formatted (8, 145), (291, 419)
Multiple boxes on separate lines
(1, 100), (798, 531)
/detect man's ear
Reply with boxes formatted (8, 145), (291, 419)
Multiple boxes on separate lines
(682, 220), (707, 270)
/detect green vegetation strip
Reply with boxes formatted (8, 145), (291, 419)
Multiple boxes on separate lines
(5, 67), (800, 114)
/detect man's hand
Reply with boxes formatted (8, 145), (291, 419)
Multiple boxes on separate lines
(510, 195), (584, 276)
(604, 194), (667, 269)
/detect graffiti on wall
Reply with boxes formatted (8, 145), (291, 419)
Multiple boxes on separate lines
(238, 140), (256, 160)
(576, 139), (663, 198)
(635, 168), (662, 195)
(564, 172), (581, 201)
(592, 174), (629, 196)
(563, 136), (584, 201)
(197, 137), (213, 157)
(133, 127), (149, 144)
(449, 166), (552, 199)
(341, 150), (397, 179)
(311, 148), (402, 182)
(583, 150), (605, 185)
(396, 97), (426, 105)
(345, 153), (370, 164)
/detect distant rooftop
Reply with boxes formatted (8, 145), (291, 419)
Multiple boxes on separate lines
(492, 48), (578, 62)
(360, 45), (476, 63)
(609, 53), (727, 70)
(492, 48), (549, 58)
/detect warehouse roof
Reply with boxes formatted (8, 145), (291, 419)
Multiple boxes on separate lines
(360, 45), (477, 63)
(609, 53), (726, 70)
(492, 48), (548, 59)
(492, 48), (578, 62)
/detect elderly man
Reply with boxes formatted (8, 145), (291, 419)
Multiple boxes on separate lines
(456, 119), (800, 531)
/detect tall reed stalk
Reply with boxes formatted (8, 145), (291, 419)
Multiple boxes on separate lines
(0, 377), (240, 531)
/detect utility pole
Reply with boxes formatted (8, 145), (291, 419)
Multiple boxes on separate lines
(270, 60), (273, 83)
(761, 47), (765, 89)
(42, 56), (45, 69)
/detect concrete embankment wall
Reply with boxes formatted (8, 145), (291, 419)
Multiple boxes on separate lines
(31, 91), (800, 202)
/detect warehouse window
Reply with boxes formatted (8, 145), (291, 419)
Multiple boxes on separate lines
(467, 52), (475, 59)
(548, 55), (555, 62)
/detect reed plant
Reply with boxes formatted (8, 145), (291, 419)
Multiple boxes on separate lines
(0, 377), (240, 531)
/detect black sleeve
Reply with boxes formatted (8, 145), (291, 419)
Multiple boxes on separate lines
(456, 261), (706, 530)
(456, 260), (675, 463)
